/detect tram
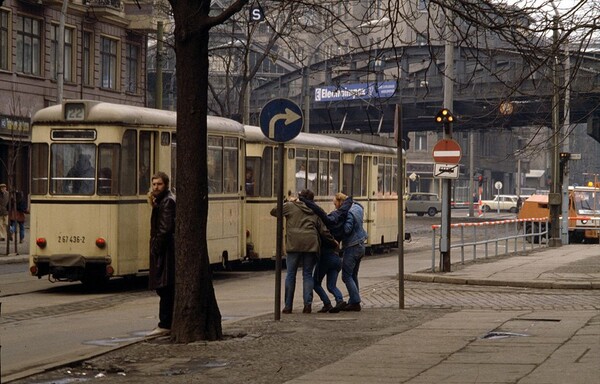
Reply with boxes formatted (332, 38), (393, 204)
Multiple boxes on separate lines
(28, 100), (402, 285)
(28, 100), (245, 285)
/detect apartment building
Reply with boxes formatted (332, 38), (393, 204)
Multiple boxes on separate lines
(0, 0), (156, 193)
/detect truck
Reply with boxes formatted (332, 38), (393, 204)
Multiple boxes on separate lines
(517, 186), (600, 243)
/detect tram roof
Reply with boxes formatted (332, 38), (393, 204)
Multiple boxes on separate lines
(244, 125), (343, 149)
(336, 137), (398, 155)
(32, 100), (245, 135)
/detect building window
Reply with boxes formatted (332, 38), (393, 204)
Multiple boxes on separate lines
(0, 10), (8, 71)
(82, 31), (93, 86)
(415, 132), (428, 151)
(16, 16), (41, 76)
(125, 43), (139, 93)
(51, 25), (74, 81)
(100, 36), (118, 89)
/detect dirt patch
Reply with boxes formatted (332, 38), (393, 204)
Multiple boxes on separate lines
(16, 307), (449, 384)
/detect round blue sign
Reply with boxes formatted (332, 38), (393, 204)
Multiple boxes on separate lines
(259, 98), (304, 143)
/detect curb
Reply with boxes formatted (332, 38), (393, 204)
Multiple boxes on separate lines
(405, 273), (600, 290)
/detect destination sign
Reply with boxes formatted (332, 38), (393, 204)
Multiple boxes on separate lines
(314, 81), (397, 102)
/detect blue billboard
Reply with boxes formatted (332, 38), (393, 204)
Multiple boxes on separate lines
(314, 80), (397, 102)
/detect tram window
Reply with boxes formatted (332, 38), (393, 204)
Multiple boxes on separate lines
(377, 159), (384, 196)
(318, 151), (329, 196)
(329, 152), (340, 196)
(98, 144), (119, 195)
(208, 136), (223, 194)
(352, 156), (362, 197)
(50, 143), (96, 195)
(295, 149), (307, 193)
(342, 163), (353, 196)
(31, 144), (49, 195)
(245, 157), (261, 196)
(308, 149), (318, 192)
(120, 130), (137, 195)
(223, 137), (238, 194)
(139, 131), (151, 194)
(392, 162), (398, 194)
(260, 147), (273, 197)
(361, 157), (368, 196)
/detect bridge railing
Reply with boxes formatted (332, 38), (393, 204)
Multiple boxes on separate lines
(430, 218), (549, 272)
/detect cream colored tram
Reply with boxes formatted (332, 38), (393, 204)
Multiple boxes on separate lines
(243, 125), (344, 261)
(337, 136), (401, 251)
(29, 100), (246, 285)
(243, 126), (401, 258)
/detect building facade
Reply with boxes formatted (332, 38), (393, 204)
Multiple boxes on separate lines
(0, 0), (156, 194)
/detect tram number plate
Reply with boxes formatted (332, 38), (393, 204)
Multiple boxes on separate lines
(58, 235), (86, 244)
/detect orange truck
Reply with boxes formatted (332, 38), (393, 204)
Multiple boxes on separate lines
(517, 186), (600, 243)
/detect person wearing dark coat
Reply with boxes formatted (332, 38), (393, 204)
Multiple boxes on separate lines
(299, 194), (352, 313)
(148, 171), (176, 336)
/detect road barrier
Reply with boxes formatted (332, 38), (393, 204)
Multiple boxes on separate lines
(430, 218), (549, 272)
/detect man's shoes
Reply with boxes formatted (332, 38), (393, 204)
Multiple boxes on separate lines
(282, 307), (292, 314)
(147, 327), (170, 336)
(317, 303), (333, 313)
(302, 304), (312, 314)
(341, 302), (361, 312)
(328, 301), (347, 313)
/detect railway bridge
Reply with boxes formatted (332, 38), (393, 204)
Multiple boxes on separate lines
(250, 45), (600, 136)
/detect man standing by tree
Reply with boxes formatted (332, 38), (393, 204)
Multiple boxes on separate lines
(148, 172), (176, 336)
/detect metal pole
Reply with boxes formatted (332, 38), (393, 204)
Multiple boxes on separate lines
(440, 11), (454, 272)
(468, 131), (474, 217)
(395, 105), (405, 309)
(561, 40), (571, 244)
(56, 0), (68, 103)
(156, 21), (164, 110)
(548, 14), (562, 247)
(274, 143), (284, 320)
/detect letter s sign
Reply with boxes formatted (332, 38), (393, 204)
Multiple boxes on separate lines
(249, 6), (265, 22)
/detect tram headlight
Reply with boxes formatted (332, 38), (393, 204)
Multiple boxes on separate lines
(581, 220), (588, 224)
(36, 238), (47, 248)
(96, 237), (107, 248)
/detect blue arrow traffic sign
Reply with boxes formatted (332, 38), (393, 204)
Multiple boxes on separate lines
(259, 98), (304, 143)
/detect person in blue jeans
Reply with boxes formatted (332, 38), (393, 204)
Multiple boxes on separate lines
(337, 192), (368, 312)
(271, 189), (335, 314)
(300, 193), (353, 313)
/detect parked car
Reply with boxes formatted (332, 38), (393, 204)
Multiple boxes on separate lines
(481, 195), (519, 213)
(405, 192), (441, 216)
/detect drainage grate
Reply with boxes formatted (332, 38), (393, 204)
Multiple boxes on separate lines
(481, 331), (530, 339)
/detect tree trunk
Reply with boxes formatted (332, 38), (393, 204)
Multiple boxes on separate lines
(171, 3), (222, 342)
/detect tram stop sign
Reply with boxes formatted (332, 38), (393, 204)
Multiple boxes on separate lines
(259, 98), (304, 143)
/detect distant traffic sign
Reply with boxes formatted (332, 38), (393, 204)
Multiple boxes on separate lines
(259, 98), (303, 143)
(432, 139), (462, 164)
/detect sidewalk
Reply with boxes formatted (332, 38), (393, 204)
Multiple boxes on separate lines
(287, 244), (600, 384)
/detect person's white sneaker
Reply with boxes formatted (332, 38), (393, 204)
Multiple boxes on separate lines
(147, 327), (170, 336)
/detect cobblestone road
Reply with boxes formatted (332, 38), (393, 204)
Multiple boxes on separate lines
(363, 280), (600, 310)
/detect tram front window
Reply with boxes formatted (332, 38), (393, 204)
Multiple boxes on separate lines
(51, 144), (96, 195)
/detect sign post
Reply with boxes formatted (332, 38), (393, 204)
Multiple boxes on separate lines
(494, 181), (503, 213)
(434, 109), (456, 272)
(259, 98), (303, 321)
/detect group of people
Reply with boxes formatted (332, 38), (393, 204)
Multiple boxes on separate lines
(271, 189), (368, 314)
(145, 173), (367, 336)
(0, 183), (28, 243)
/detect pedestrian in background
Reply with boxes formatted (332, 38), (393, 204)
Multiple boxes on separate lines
(148, 171), (176, 336)
(271, 189), (331, 314)
(0, 183), (8, 241)
(299, 192), (352, 313)
(9, 191), (27, 243)
(337, 192), (368, 312)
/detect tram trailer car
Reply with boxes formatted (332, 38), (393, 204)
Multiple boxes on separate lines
(243, 126), (402, 260)
(28, 100), (246, 285)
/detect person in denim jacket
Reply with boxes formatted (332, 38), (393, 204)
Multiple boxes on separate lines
(299, 193), (352, 313)
(337, 193), (368, 312)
